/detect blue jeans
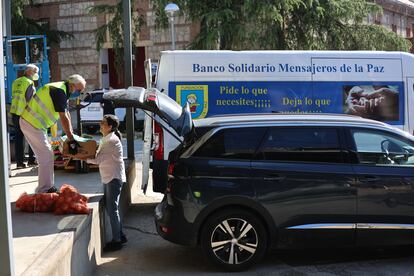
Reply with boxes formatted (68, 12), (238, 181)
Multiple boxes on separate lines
(104, 178), (124, 242)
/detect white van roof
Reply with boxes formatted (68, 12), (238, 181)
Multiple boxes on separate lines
(157, 50), (414, 83)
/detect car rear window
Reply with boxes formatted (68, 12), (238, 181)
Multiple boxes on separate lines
(255, 127), (344, 163)
(192, 127), (266, 160)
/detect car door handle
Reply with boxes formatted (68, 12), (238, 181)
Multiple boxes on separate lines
(263, 175), (285, 181)
(359, 176), (380, 183)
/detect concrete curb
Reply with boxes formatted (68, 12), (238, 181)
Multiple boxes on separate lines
(20, 200), (101, 276)
(13, 159), (137, 276)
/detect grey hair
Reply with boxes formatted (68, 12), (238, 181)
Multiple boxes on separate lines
(67, 74), (86, 86)
(25, 64), (39, 73)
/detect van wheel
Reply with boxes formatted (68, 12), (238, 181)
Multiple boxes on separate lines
(201, 209), (267, 271)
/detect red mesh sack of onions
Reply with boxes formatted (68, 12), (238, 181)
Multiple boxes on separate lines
(16, 192), (59, 213)
(54, 184), (89, 215)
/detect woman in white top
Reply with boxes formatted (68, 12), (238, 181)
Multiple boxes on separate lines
(86, 114), (126, 252)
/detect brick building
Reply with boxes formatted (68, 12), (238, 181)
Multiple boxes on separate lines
(369, 0), (414, 37)
(24, 0), (414, 89)
(26, 0), (199, 89)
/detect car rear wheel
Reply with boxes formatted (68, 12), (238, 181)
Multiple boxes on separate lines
(201, 209), (267, 271)
(84, 125), (99, 135)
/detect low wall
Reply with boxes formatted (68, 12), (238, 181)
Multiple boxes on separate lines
(17, 159), (136, 276)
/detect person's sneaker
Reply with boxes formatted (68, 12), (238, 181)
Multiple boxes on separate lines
(27, 160), (38, 167)
(103, 241), (123, 252)
(16, 163), (27, 169)
(46, 186), (58, 193)
(121, 234), (127, 244)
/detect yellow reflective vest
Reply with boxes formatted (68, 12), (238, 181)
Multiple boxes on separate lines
(20, 82), (67, 130)
(10, 76), (34, 116)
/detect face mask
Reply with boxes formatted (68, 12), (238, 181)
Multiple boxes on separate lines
(32, 73), (39, 81)
(69, 90), (81, 99)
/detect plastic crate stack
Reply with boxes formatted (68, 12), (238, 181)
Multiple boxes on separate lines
(51, 140), (66, 168)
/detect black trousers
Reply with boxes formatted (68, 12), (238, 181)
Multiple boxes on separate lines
(12, 114), (35, 164)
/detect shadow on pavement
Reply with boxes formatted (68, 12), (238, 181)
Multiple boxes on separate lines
(270, 246), (414, 266)
(95, 201), (414, 275)
(12, 167), (38, 177)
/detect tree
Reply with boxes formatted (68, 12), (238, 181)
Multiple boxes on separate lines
(88, 1), (145, 77)
(11, 0), (72, 62)
(152, 0), (411, 51)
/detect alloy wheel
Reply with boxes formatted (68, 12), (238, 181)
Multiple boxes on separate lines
(210, 218), (258, 265)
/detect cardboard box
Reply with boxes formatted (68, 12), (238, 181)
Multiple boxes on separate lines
(61, 139), (97, 159)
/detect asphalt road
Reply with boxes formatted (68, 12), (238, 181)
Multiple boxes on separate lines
(94, 199), (414, 276)
(94, 136), (414, 275)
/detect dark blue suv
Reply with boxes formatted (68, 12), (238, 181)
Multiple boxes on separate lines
(105, 88), (414, 271)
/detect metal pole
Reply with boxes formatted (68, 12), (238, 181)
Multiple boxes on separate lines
(4, 0), (13, 104)
(122, 0), (135, 159)
(5, 0), (11, 58)
(170, 17), (176, 50)
(0, 0), (15, 274)
(25, 38), (30, 64)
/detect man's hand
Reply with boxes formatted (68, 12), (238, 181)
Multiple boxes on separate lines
(345, 86), (365, 115)
(361, 88), (399, 120)
(346, 87), (399, 120)
(59, 111), (75, 140)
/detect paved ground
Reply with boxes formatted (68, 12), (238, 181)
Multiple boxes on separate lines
(95, 197), (414, 275)
(8, 134), (143, 275)
(93, 137), (414, 276)
(15, 134), (412, 275)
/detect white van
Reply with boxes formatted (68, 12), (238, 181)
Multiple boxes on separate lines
(107, 50), (414, 192)
(79, 89), (145, 134)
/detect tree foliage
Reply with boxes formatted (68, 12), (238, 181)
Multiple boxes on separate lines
(10, 0), (72, 63)
(152, 0), (411, 51)
(88, 1), (145, 76)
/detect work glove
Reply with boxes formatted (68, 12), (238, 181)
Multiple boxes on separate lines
(68, 140), (80, 155)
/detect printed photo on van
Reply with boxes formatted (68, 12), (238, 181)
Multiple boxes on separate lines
(343, 85), (399, 121)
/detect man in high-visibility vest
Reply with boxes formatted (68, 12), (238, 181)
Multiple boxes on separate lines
(11, 64), (39, 168)
(20, 74), (86, 193)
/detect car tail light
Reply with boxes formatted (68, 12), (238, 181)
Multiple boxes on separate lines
(145, 91), (157, 102)
(167, 163), (175, 175)
(166, 164), (175, 194)
(153, 121), (164, 160)
(160, 226), (171, 234)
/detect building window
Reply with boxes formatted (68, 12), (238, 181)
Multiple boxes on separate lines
(384, 14), (390, 26)
(367, 14), (373, 24)
(392, 24), (397, 33)
(407, 27), (411, 38)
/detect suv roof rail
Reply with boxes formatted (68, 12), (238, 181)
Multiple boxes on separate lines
(208, 112), (362, 118)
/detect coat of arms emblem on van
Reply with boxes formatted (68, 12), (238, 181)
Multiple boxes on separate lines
(176, 85), (208, 119)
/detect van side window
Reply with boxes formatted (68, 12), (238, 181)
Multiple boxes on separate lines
(193, 127), (266, 160)
(351, 129), (414, 166)
(256, 127), (343, 163)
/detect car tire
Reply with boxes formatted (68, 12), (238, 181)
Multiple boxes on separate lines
(119, 119), (143, 132)
(84, 125), (98, 135)
(200, 208), (267, 271)
(119, 120), (126, 133)
(134, 120), (144, 131)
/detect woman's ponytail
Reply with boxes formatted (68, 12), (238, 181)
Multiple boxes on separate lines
(103, 114), (122, 141)
(114, 130), (122, 141)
